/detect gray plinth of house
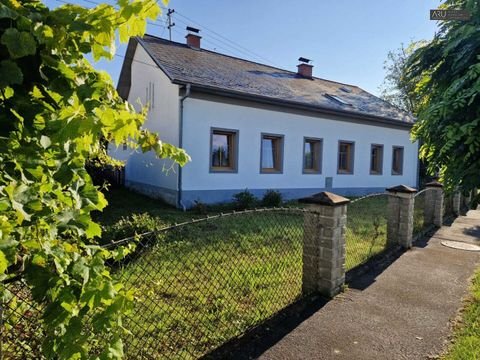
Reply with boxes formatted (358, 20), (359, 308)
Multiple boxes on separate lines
(299, 191), (350, 298)
(453, 190), (461, 216)
(386, 185), (417, 249)
(424, 181), (444, 227)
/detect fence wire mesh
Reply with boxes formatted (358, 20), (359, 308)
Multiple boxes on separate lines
(2, 195), (423, 359)
(413, 189), (436, 240)
(109, 209), (305, 359)
(345, 194), (390, 271)
(2, 209), (306, 359)
(2, 279), (44, 359)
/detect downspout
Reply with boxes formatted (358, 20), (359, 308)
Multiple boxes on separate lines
(177, 83), (191, 211)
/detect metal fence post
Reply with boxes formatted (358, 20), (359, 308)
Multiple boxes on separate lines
(424, 181), (444, 227)
(463, 191), (472, 210)
(386, 185), (417, 249)
(453, 189), (461, 216)
(299, 192), (350, 298)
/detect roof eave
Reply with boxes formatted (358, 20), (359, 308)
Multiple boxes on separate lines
(173, 80), (414, 129)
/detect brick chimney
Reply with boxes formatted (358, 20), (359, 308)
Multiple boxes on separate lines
(297, 57), (313, 78)
(185, 26), (201, 49)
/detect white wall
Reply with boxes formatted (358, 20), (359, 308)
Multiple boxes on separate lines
(109, 44), (180, 195)
(181, 98), (418, 192)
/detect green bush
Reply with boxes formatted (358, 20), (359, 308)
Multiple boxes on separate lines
(233, 189), (258, 210)
(261, 189), (283, 207)
(192, 200), (208, 215)
(101, 213), (166, 243)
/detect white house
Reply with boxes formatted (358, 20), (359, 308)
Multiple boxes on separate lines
(111, 29), (418, 208)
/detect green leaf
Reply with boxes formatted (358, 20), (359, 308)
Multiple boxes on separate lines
(0, 60), (23, 86)
(106, 336), (124, 359)
(0, 4), (18, 19)
(0, 250), (7, 274)
(12, 200), (31, 224)
(1, 28), (37, 59)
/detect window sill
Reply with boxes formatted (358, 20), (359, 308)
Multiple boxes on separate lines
(261, 169), (282, 174)
(337, 170), (353, 175)
(370, 171), (383, 175)
(210, 168), (238, 173)
(303, 169), (321, 175)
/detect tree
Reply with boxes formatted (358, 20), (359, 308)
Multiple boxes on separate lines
(379, 41), (427, 115)
(405, 0), (479, 192)
(0, 0), (189, 358)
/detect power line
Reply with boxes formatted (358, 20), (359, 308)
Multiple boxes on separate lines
(170, 16), (262, 62)
(172, 9), (278, 66)
(54, 0), (278, 67)
(170, 27), (251, 61)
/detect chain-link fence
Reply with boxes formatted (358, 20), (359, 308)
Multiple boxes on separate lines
(1, 196), (422, 359)
(345, 194), (391, 271)
(109, 208), (305, 359)
(2, 209), (306, 359)
(2, 279), (44, 359)
(413, 189), (436, 240)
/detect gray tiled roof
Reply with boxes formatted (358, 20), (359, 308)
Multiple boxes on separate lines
(134, 35), (414, 125)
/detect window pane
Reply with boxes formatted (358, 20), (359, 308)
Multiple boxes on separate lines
(262, 138), (275, 169)
(304, 142), (314, 169)
(212, 133), (231, 168)
(371, 146), (382, 173)
(338, 142), (353, 173)
(393, 147), (403, 174)
(339, 144), (348, 170)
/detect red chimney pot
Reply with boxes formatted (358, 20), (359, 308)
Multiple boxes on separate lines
(186, 33), (201, 48)
(297, 63), (313, 78)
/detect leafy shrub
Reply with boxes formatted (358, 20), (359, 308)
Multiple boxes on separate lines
(233, 189), (257, 210)
(192, 200), (208, 215)
(261, 189), (283, 207)
(101, 213), (166, 243)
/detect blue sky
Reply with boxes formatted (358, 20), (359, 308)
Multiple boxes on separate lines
(45, 0), (441, 95)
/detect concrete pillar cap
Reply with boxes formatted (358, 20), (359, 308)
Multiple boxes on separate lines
(299, 191), (350, 206)
(386, 184), (417, 194)
(425, 181), (444, 188)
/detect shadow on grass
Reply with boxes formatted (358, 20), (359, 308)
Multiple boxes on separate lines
(202, 294), (328, 360)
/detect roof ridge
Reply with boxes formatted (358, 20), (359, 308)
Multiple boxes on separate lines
(142, 33), (359, 89)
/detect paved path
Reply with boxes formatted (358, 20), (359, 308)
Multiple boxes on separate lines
(257, 209), (480, 360)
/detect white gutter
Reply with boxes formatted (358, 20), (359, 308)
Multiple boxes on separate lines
(177, 84), (191, 211)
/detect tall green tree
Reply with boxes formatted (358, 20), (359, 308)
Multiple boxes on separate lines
(0, 0), (189, 358)
(405, 0), (480, 192)
(379, 41), (427, 115)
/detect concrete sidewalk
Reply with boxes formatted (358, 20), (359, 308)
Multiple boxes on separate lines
(257, 209), (480, 360)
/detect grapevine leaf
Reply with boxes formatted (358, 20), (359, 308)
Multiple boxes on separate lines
(0, 60), (23, 86)
(1, 28), (37, 58)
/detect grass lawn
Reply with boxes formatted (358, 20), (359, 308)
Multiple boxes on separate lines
(94, 188), (392, 358)
(443, 268), (480, 360)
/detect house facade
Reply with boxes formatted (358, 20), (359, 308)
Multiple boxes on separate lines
(111, 31), (418, 208)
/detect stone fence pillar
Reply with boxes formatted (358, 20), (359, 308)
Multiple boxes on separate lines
(424, 181), (444, 227)
(386, 185), (417, 249)
(299, 192), (350, 298)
